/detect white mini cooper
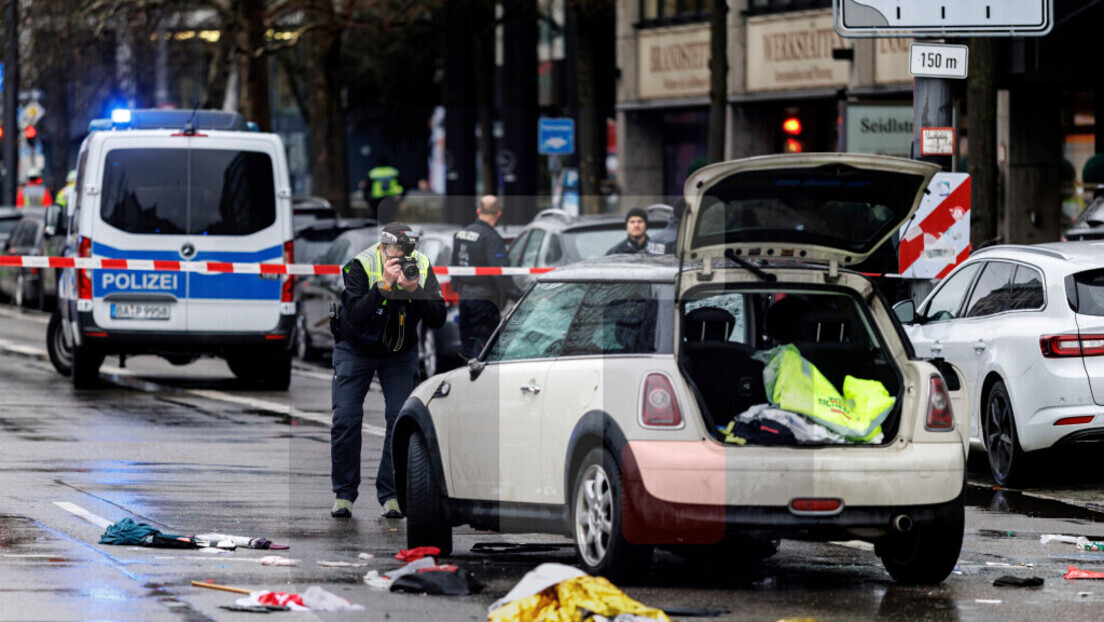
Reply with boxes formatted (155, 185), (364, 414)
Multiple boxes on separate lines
(392, 154), (969, 584)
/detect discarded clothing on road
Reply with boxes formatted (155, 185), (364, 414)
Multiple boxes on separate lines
(99, 518), (198, 549)
(396, 546), (441, 561)
(364, 556), (439, 589)
(993, 575), (1044, 587)
(1041, 534), (1104, 552)
(488, 563), (669, 622)
(390, 565), (485, 595)
(1064, 566), (1104, 580)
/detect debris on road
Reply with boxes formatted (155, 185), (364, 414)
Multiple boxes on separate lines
(317, 560), (371, 568)
(993, 575), (1044, 587)
(470, 542), (574, 556)
(390, 565), (485, 595)
(258, 556), (299, 566)
(364, 556), (439, 589)
(488, 563), (669, 621)
(98, 518), (289, 551)
(358, 553), (375, 560)
(395, 546), (440, 561)
(1041, 534), (1104, 552)
(194, 581), (364, 612)
(1065, 566), (1104, 580)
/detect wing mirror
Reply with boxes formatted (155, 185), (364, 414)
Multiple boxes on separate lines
(468, 357), (485, 381)
(893, 299), (917, 324)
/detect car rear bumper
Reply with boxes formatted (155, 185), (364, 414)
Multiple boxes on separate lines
(1020, 404), (1104, 452)
(73, 310), (295, 357)
(620, 440), (964, 544)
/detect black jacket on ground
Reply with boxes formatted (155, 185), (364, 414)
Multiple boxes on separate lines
(450, 219), (520, 305)
(339, 256), (446, 358)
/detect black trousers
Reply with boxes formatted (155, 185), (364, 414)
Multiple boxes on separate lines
(459, 299), (500, 359)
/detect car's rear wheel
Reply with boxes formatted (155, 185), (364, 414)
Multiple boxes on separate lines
(572, 447), (652, 582)
(877, 501), (964, 584)
(405, 430), (452, 555)
(985, 380), (1027, 487)
(71, 345), (103, 389)
(46, 310), (72, 376)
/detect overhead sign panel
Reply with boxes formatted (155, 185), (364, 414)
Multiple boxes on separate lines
(909, 43), (968, 79)
(835, 0), (1053, 37)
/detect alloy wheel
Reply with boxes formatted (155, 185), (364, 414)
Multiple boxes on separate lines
(574, 464), (613, 567)
(986, 391), (1014, 479)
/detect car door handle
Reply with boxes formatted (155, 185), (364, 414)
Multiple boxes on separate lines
(974, 340), (987, 351)
(520, 384), (541, 394)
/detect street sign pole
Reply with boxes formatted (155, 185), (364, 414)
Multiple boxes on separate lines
(912, 75), (954, 171)
(2, 0), (19, 205)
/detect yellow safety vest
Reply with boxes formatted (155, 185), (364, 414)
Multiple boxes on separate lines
(349, 243), (430, 293)
(368, 166), (403, 199)
(753, 344), (895, 441)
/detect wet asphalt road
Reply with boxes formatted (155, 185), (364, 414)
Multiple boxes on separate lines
(2, 306), (1104, 621)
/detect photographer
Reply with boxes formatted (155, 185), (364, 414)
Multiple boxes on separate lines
(330, 222), (445, 519)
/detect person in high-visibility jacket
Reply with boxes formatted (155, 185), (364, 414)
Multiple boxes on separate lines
(55, 170), (77, 209)
(366, 158), (403, 217)
(16, 169), (53, 208)
(328, 222), (445, 519)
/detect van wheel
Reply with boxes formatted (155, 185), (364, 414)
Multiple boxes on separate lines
(46, 310), (73, 376)
(72, 346), (104, 389)
(228, 350), (291, 391)
(877, 501), (964, 584)
(405, 430), (452, 555)
(571, 447), (652, 582)
(985, 381), (1028, 487)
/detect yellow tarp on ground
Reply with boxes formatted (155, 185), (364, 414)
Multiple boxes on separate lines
(488, 574), (669, 622)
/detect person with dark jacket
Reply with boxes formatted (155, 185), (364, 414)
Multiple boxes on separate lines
(330, 222), (445, 519)
(606, 207), (665, 256)
(450, 195), (521, 358)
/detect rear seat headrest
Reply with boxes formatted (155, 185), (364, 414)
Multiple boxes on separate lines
(685, 307), (736, 342)
(764, 296), (813, 344)
(796, 308), (848, 343)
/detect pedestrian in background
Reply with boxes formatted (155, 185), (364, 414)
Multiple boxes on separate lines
(56, 170), (77, 209)
(606, 207), (665, 256)
(17, 169), (53, 208)
(451, 195), (520, 359)
(329, 222), (445, 519)
(366, 157), (404, 218)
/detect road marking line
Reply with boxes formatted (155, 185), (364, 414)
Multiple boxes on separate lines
(831, 540), (875, 551)
(54, 501), (114, 528)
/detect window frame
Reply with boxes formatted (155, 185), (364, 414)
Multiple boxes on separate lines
(482, 280), (588, 363)
(920, 261), (983, 323)
(559, 281), (672, 358)
(962, 260), (1016, 319)
(1008, 263), (1047, 313)
(637, 0), (710, 28)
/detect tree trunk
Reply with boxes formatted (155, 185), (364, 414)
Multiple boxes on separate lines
(967, 38), (998, 247)
(708, 0), (728, 163)
(237, 0), (271, 131)
(304, 0), (348, 212)
(570, 4), (613, 214)
(473, 0), (497, 197)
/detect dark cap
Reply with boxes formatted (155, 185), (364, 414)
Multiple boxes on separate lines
(380, 222), (418, 253)
(625, 207), (648, 224)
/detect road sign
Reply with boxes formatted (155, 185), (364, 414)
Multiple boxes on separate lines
(835, 0), (1053, 37)
(920, 127), (955, 156)
(899, 173), (971, 279)
(910, 43), (968, 79)
(538, 118), (575, 155)
(20, 100), (44, 128)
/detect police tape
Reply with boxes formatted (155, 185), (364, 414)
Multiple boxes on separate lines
(0, 255), (555, 277)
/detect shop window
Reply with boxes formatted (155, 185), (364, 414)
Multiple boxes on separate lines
(747, 0), (832, 15)
(639, 0), (709, 26)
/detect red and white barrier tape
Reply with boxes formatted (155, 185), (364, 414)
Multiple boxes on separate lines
(0, 255), (554, 276)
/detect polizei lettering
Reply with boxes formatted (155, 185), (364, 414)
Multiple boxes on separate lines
(102, 272), (179, 291)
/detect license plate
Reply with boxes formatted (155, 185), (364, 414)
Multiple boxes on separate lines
(111, 303), (170, 320)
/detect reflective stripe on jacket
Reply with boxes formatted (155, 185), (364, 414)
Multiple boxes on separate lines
(351, 243), (429, 290)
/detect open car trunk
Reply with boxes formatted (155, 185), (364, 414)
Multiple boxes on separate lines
(678, 285), (903, 446)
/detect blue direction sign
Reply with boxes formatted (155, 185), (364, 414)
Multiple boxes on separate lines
(0, 62), (4, 94)
(538, 117), (575, 155)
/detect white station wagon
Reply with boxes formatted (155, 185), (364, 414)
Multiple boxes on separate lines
(393, 154), (969, 584)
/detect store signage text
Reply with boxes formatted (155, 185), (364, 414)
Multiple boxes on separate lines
(747, 11), (852, 92)
(638, 25), (711, 100)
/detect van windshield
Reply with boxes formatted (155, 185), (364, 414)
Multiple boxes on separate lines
(101, 148), (276, 235)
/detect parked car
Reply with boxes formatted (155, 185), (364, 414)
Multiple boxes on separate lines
(292, 195), (338, 234)
(0, 207), (24, 247)
(294, 217), (374, 265)
(504, 209), (673, 296)
(295, 223), (466, 378)
(896, 242), (1104, 486)
(1062, 196), (1104, 241)
(392, 154), (969, 585)
(0, 205), (67, 309)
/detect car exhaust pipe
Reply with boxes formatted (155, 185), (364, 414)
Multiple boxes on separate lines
(892, 514), (913, 533)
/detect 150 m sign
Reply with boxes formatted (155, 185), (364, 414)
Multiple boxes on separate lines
(909, 43), (968, 79)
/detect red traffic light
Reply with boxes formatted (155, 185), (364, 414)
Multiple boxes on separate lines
(785, 138), (804, 153)
(0, 126), (3, 139)
(24, 126), (37, 140)
(782, 117), (802, 135)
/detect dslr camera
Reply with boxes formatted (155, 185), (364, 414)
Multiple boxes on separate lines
(398, 256), (420, 281)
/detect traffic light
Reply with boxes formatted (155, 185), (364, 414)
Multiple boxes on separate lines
(24, 126), (36, 140)
(782, 115), (804, 153)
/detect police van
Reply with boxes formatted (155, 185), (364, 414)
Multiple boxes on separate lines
(47, 109), (296, 389)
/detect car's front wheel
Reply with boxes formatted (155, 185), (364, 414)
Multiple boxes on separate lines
(46, 310), (72, 376)
(571, 447), (652, 581)
(877, 501), (964, 584)
(405, 430), (452, 555)
(985, 380), (1028, 487)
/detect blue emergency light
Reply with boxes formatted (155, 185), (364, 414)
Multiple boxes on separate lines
(111, 109), (132, 125)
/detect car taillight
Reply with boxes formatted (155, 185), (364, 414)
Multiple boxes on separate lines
(281, 240), (294, 303)
(925, 375), (954, 431)
(1040, 334), (1104, 357)
(641, 373), (681, 427)
(78, 236), (92, 300)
